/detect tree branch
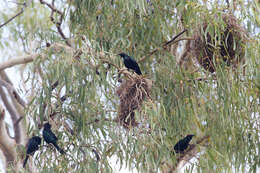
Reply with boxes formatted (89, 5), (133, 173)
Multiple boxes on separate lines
(39, 0), (63, 15)
(0, 54), (40, 71)
(0, 71), (27, 144)
(0, 105), (17, 169)
(0, 43), (74, 72)
(138, 30), (190, 63)
(39, 0), (72, 47)
(0, 2), (26, 28)
(0, 86), (22, 143)
(163, 29), (187, 47)
(170, 135), (210, 173)
(0, 79), (26, 107)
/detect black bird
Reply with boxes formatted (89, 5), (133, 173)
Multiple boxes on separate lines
(174, 134), (194, 153)
(118, 53), (142, 75)
(43, 123), (65, 154)
(23, 136), (41, 168)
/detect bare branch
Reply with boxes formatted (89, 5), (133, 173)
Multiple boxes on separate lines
(0, 2), (26, 28)
(138, 30), (192, 63)
(163, 29), (187, 47)
(99, 58), (121, 71)
(0, 71), (27, 144)
(0, 54), (40, 71)
(0, 105), (17, 168)
(0, 43), (74, 72)
(39, 0), (72, 47)
(14, 116), (24, 127)
(0, 86), (21, 143)
(0, 79), (26, 107)
(39, 0), (62, 15)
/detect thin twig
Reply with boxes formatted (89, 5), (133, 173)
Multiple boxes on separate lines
(0, 2), (26, 28)
(99, 58), (121, 70)
(39, 0), (62, 15)
(186, 75), (216, 82)
(86, 118), (113, 126)
(138, 30), (191, 63)
(39, 0), (71, 47)
(163, 29), (187, 47)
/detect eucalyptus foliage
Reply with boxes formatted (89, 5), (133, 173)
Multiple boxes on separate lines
(0, 0), (259, 172)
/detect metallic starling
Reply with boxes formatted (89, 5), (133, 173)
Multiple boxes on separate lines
(43, 123), (65, 154)
(174, 134), (194, 153)
(118, 53), (142, 75)
(23, 136), (41, 168)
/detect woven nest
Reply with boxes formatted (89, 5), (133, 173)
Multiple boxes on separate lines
(116, 75), (152, 128)
(192, 14), (247, 73)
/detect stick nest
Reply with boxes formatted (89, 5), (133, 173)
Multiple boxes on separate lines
(192, 14), (247, 73)
(116, 74), (152, 128)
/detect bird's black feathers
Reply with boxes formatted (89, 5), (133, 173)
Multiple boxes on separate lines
(174, 134), (194, 153)
(43, 123), (65, 154)
(118, 53), (142, 75)
(23, 136), (42, 168)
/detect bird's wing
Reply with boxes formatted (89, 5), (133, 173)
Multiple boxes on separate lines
(125, 58), (142, 75)
(44, 129), (58, 142)
(49, 130), (58, 141)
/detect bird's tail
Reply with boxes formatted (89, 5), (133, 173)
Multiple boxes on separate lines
(53, 142), (65, 154)
(23, 155), (29, 168)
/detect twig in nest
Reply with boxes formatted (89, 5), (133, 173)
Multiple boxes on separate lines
(116, 76), (152, 128)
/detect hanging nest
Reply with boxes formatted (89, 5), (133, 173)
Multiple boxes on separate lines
(116, 73), (152, 128)
(191, 14), (247, 73)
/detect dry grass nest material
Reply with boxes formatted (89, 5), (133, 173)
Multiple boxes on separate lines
(192, 14), (248, 73)
(116, 74), (152, 128)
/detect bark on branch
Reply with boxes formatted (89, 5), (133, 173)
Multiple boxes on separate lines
(161, 135), (210, 173)
(0, 43), (73, 72)
(0, 54), (40, 71)
(172, 135), (210, 173)
(0, 79), (26, 107)
(0, 106), (18, 171)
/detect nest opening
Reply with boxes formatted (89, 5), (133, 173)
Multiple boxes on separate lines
(192, 14), (247, 73)
(116, 76), (152, 128)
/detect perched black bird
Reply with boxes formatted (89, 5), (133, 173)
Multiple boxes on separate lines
(23, 136), (41, 168)
(43, 123), (65, 154)
(118, 53), (142, 75)
(174, 135), (194, 153)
